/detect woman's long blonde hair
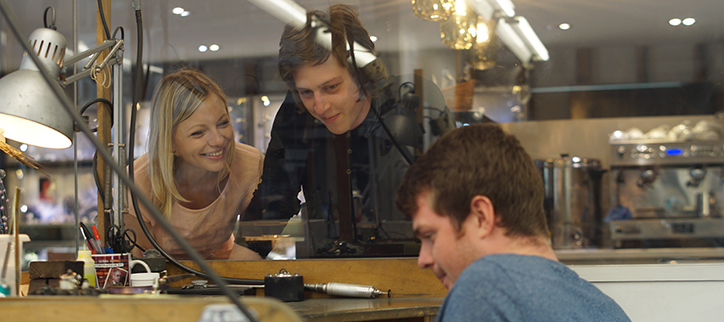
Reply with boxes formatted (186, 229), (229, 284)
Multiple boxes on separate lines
(147, 68), (234, 218)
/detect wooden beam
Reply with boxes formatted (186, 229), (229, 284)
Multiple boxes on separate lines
(96, 0), (112, 244)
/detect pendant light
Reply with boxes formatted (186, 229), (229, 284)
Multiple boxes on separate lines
(440, 0), (477, 50)
(471, 17), (497, 70)
(411, 0), (454, 21)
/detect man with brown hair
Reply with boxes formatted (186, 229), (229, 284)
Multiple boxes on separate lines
(396, 124), (630, 321)
(247, 4), (453, 254)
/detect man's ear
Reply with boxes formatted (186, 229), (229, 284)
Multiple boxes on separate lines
(469, 195), (495, 239)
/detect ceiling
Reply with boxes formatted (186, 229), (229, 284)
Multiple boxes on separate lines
(2, 0), (723, 68)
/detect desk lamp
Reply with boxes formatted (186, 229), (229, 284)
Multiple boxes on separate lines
(0, 7), (126, 238)
(0, 27), (73, 149)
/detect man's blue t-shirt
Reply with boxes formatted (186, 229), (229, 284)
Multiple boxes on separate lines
(437, 254), (631, 322)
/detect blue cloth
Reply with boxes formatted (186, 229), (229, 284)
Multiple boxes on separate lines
(437, 254), (631, 322)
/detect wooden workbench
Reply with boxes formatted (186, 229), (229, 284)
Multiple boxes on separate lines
(10, 258), (445, 322)
(0, 296), (301, 322)
(0, 295), (442, 322)
(288, 297), (442, 322)
(167, 258), (447, 298)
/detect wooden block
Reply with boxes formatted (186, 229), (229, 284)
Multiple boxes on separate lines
(28, 261), (83, 279)
(28, 278), (49, 294)
(28, 278), (67, 295)
(47, 279), (61, 288)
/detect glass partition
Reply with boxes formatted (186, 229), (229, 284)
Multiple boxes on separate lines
(1, 0), (723, 264)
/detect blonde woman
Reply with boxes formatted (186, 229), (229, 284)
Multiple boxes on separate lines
(125, 69), (263, 260)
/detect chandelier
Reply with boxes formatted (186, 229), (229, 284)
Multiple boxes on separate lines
(411, 0), (454, 21)
(440, 0), (477, 50)
(471, 17), (497, 69)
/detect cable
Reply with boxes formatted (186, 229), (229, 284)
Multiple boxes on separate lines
(369, 105), (414, 165)
(96, 0), (110, 40)
(42, 6), (56, 30)
(81, 99), (114, 207)
(81, 98), (113, 210)
(92, 151), (104, 203)
(78, 98), (113, 132)
(112, 26), (124, 40)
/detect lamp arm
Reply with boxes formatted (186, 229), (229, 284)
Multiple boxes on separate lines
(95, 40), (124, 71)
(0, 3), (259, 321)
(64, 39), (116, 66)
(61, 39), (123, 86)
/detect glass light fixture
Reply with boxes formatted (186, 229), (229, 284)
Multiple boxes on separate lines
(440, 0), (477, 50)
(509, 16), (549, 61)
(475, 17), (493, 45)
(471, 17), (497, 70)
(412, 0), (454, 21)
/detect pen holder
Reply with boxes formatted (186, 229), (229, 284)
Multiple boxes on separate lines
(92, 253), (130, 288)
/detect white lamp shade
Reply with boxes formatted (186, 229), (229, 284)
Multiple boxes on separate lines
(0, 27), (73, 149)
(0, 69), (73, 149)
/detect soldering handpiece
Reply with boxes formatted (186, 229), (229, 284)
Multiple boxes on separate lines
(305, 282), (389, 298)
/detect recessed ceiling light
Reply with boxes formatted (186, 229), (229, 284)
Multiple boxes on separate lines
(181, 11), (190, 17)
(370, 35), (378, 42)
(682, 18), (696, 26)
(172, 7), (184, 15)
(558, 23), (570, 30)
(198, 45), (208, 52)
(209, 44), (220, 51)
(669, 18), (682, 26)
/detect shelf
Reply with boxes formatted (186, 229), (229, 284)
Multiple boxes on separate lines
(4, 160), (94, 169)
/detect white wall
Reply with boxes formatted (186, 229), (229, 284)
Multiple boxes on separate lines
(572, 263), (724, 321)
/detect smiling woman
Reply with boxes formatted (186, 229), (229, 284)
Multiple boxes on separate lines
(123, 69), (265, 261)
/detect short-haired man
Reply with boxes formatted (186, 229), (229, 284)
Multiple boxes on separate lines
(396, 124), (630, 321)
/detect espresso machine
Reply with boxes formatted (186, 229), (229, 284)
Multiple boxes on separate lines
(608, 140), (724, 247)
